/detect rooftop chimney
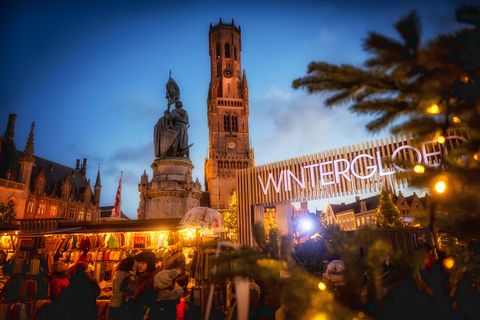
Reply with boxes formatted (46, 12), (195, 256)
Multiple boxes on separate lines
(82, 158), (87, 175)
(75, 159), (80, 170)
(5, 114), (16, 141)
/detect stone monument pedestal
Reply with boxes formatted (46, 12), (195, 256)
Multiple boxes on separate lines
(138, 158), (201, 219)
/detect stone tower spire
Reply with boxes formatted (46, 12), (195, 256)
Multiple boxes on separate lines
(94, 168), (101, 207)
(19, 121), (36, 189)
(22, 122), (35, 161)
(205, 19), (254, 210)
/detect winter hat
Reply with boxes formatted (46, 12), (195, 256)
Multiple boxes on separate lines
(154, 269), (178, 290)
(135, 251), (156, 272)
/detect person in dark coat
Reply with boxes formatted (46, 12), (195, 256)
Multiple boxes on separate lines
(109, 256), (135, 320)
(131, 251), (157, 320)
(62, 261), (100, 320)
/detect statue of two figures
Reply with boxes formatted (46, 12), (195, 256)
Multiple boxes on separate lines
(154, 74), (191, 158)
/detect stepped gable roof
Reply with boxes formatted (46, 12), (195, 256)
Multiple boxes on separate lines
(330, 195), (379, 215)
(27, 154), (92, 203)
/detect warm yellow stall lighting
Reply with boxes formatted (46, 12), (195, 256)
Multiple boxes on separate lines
(437, 135), (446, 144)
(452, 116), (461, 124)
(434, 180), (447, 194)
(313, 313), (328, 320)
(317, 281), (327, 291)
(443, 257), (455, 269)
(413, 164), (425, 174)
(474, 153), (479, 161)
(426, 103), (440, 114)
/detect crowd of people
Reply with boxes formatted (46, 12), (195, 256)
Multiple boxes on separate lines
(0, 247), (190, 320)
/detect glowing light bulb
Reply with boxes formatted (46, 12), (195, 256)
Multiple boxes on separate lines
(414, 164), (425, 174)
(443, 257), (455, 269)
(300, 219), (313, 232)
(427, 104), (440, 114)
(437, 135), (446, 144)
(318, 281), (327, 291)
(434, 180), (447, 194)
(452, 116), (461, 124)
(474, 153), (479, 161)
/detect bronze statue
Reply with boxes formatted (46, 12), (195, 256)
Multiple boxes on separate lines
(154, 73), (190, 158)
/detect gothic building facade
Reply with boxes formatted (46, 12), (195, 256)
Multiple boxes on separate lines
(204, 19), (254, 210)
(0, 114), (100, 222)
(324, 192), (429, 231)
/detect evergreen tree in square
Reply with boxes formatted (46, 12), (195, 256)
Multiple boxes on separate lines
(0, 201), (15, 225)
(376, 190), (403, 228)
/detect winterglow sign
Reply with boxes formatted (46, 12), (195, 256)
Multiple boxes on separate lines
(257, 134), (467, 196)
(236, 130), (467, 246)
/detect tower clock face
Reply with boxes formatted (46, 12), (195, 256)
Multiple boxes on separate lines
(227, 140), (236, 149)
(223, 68), (233, 78)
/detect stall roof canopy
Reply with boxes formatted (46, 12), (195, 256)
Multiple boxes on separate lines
(5, 218), (183, 236)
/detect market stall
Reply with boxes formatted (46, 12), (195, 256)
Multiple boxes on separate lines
(0, 216), (222, 320)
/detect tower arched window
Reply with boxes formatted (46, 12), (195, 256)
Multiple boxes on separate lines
(216, 43), (221, 58)
(50, 204), (58, 216)
(217, 62), (221, 77)
(232, 115), (238, 132)
(37, 200), (46, 216)
(225, 43), (230, 58)
(223, 115), (231, 131)
(27, 200), (35, 215)
(234, 46), (237, 61)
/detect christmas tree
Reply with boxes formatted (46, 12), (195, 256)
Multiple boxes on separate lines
(375, 190), (403, 229)
(223, 192), (238, 241)
(0, 201), (15, 225)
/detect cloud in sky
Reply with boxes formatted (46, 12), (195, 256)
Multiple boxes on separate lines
(251, 85), (375, 166)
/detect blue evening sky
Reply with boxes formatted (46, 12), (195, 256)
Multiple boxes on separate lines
(1, 0), (464, 218)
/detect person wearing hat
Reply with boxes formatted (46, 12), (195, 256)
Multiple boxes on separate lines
(150, 259), (186, 319)
(132, 251), (158, 319)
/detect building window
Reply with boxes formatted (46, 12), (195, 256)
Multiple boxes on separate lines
(79, 210), (85, 221)
(231, 115), (238, 132)
(224, 43), (230, 58)
(216, 43), (221, 58)
(218, 161), (223, 169)
(61, 206), (67, 218)
(223, 115), (231, 131)
(234, 46), (237, 61)
(69, 208), (75, 220)
(27, 200), (35, 214)
(86, 211), (92, 221)
(217, 62), (221, 77)
(37, 201), (46, 216)
(50, 205), (58, 216)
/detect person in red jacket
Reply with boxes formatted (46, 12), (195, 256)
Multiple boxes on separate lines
(49, 260), (70, 299)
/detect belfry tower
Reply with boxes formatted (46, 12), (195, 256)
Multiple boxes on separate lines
(205, 19), (254, 210)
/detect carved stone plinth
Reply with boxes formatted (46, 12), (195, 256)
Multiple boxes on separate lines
(137, 158), (202, 219)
